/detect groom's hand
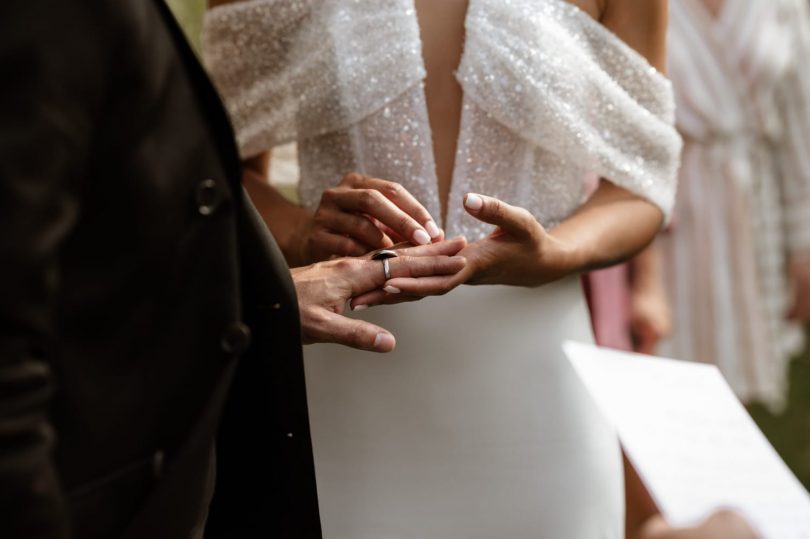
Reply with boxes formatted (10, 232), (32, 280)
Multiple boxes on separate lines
(292, 237), (466, 352)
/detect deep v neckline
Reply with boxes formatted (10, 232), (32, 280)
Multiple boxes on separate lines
(412, 0), (471, 227)
(410, 0), (603, 228)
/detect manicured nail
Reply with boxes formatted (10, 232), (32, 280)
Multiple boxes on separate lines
(413, 229), (431, 245)
(373, 332), (395, 351)
(383, 285), (401, 294)
(425, 220), (442, 239)
(352, 304), (368, 311)
(464, 193), (483, 210)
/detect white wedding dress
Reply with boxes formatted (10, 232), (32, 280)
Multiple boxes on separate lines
(203, 1), (680, 536)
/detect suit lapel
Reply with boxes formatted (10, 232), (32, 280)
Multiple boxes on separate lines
(151, 0), (244, 194)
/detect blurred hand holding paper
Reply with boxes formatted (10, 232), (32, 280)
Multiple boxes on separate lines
(563, 341), (810, 539)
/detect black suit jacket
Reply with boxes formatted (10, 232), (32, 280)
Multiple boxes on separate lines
(0, 1), (321, 537)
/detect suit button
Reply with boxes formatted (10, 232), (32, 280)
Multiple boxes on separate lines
(153, 450), (165, 479)
(220, 322), (251, 356)
(195, 179), (221, 216)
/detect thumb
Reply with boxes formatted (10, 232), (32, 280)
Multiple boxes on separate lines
(307, 308), (396, 353)
(463, 193), (536, 238)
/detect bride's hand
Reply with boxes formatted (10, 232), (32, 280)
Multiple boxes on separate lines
(385, 193), (574, 290)
(349, 194), (573, 306)
(296, 172), (443, 264)
(352, 194), (573, 304)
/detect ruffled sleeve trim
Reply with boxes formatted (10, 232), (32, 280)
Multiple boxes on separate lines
(202, 0), (425, 158)
(457, 0), (682, 220)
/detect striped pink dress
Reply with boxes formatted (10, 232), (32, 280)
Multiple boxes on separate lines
(660, 0), (810, 408)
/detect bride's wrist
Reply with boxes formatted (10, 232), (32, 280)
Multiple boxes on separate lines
(285, 210), (316, 266)
(540, 232), (583, 280)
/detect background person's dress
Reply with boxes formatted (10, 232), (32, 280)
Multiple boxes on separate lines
(661, 0), (810, 409)
(203, 0), (680, 536)
(584, 264), (634, 351)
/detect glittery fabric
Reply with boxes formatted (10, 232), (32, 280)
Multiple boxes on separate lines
(203, 0), (681, 240)
(202, 0), (425, 157)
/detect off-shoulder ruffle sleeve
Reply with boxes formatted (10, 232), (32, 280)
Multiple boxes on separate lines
(457, 0), (682, 220)
(202, 0), (425, 159)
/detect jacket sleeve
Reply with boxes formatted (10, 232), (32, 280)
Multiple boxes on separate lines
(0, 1), (108, 536)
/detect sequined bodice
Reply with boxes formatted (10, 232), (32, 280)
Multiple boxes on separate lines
(203, 0), (681, 239)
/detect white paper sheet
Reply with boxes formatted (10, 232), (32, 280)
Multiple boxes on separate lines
(563, 341), (810, 539)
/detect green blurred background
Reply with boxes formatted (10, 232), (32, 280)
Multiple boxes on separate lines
(167, 0), (205, 52)
(166, 0), (810, 490)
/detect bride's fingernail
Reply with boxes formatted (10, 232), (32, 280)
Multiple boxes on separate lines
(352, 304), (368, 311)
(413, 229), (431, 245)
(383, 285), (401, 294)
(425, 220), (442, 239)
(464, 193), (483, 210)
(374, 332), (395, 351)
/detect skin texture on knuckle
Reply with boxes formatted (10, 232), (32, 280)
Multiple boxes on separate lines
(313, 210), (332, 227)
(320, 188), (339, 205)
(358, 217), (383, 238)
(330, 256), (359, 274)
(526, 222), (543, 245)
(356, 190), (378, 212)
(397, 215), (413, 233)
(518, 208), (535, 228)
(348, 323), (372, 349)
(384, 181), (402, 198)
(373, 227), (392, 248)
(490, 198), (505, 220)
(342, 172), (364, 186)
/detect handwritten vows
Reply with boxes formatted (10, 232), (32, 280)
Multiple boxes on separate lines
(563, 341), (810, 539)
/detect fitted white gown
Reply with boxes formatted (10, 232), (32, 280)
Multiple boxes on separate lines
(203, 1), (681, 536)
